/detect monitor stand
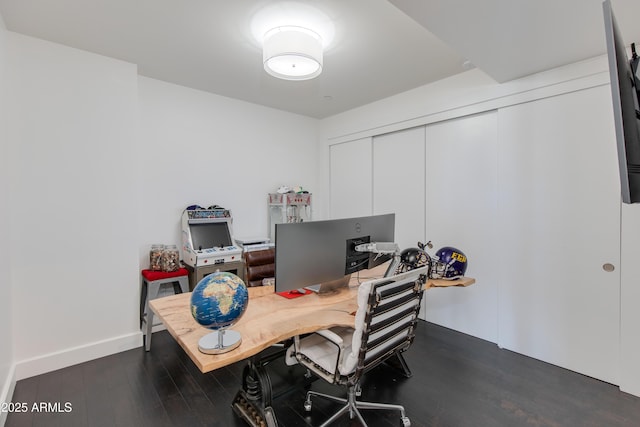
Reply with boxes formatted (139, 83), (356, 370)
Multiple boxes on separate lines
(306, 274), (352, 295)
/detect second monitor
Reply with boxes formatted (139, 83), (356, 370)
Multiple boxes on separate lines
(274, 213), (395, 294)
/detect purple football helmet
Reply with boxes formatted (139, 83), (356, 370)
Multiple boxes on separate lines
(430, 247), (467, 279)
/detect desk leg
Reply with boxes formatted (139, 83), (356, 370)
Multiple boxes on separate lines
(232, 357), (278, 427)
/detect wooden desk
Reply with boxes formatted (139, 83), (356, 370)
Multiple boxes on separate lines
(148, 263), (474, 373)
(149, 281), (359, 372)
(148, 264), (474, 426)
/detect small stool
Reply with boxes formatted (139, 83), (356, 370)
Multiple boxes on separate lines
(140, 268), (189, 351)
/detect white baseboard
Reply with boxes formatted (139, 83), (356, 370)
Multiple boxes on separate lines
(14, 332), (143, 381)
(0, 364), (16, 427)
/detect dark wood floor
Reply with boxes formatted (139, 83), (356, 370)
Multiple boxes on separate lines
(6, 321), (640, 427)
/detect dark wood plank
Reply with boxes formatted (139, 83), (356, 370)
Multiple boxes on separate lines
(117, 347), (174, 427)
(34, 366), (86, 427)
(4, 376), (37, 427)
(6, 321), (640, 427)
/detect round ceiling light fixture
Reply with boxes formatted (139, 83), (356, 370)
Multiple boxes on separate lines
(263, 26), (323, 81)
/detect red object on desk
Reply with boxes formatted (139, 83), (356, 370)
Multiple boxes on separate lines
(277, 289), (312, 298)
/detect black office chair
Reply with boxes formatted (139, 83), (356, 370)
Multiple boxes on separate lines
(289, 268), (427, 427)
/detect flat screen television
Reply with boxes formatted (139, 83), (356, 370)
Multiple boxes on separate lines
(274, 214), (395, 294)
(603, 0), (640, 203)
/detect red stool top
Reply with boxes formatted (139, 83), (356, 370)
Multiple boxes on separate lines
(141, 268), (189, 281)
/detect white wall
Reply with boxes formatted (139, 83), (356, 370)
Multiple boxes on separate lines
(2, 31), (320, 384)
(136, 77), (318, 266)
(0, 10), (14, 425)
(319, 57), (640, 396)
(6, 33), (141, 378)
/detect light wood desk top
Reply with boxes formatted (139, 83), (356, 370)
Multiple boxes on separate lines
(149, 263), (474, 373)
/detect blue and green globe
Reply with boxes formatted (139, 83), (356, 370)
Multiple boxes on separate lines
(190, 271), (249, 331)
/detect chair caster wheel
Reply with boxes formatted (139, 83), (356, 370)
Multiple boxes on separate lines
(401, 416), (411, 427)
(304, 400), (312, 412)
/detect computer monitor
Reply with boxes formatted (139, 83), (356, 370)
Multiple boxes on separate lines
(274, 214), (395, 294)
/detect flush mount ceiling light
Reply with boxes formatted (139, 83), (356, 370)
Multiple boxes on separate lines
(263, 26), (323, 81)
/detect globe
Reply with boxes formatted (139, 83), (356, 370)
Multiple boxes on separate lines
(190, 271), (249, 354)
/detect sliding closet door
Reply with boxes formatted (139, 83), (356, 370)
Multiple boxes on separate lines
(422, 112), (499, 343)
(497, 86), (620, 384)
(373, 127), (426, 250)
(329, 138), (372, 219)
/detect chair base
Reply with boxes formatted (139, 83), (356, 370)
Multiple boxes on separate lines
(305, 385), (410, 427)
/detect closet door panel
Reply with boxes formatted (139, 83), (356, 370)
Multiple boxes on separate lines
(497, 85), (620, 384)
(422, 111), (499, 343)
(373, 127), (426, 250)
(329, 138), (372, 219)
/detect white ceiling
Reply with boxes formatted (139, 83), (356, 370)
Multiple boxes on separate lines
(0, 0), (639, 119)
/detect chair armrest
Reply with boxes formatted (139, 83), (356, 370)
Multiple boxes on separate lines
(314, 329), (344, 347)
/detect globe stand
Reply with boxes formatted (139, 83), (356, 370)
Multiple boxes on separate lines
(198, 329), (242, 354)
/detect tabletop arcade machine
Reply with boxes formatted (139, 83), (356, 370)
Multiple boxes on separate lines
(181, 207), (244, 289)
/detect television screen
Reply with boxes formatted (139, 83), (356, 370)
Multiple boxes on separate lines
(603, 0), (640, 203)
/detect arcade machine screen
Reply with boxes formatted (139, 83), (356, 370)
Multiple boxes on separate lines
(190, 222), (233, 251)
